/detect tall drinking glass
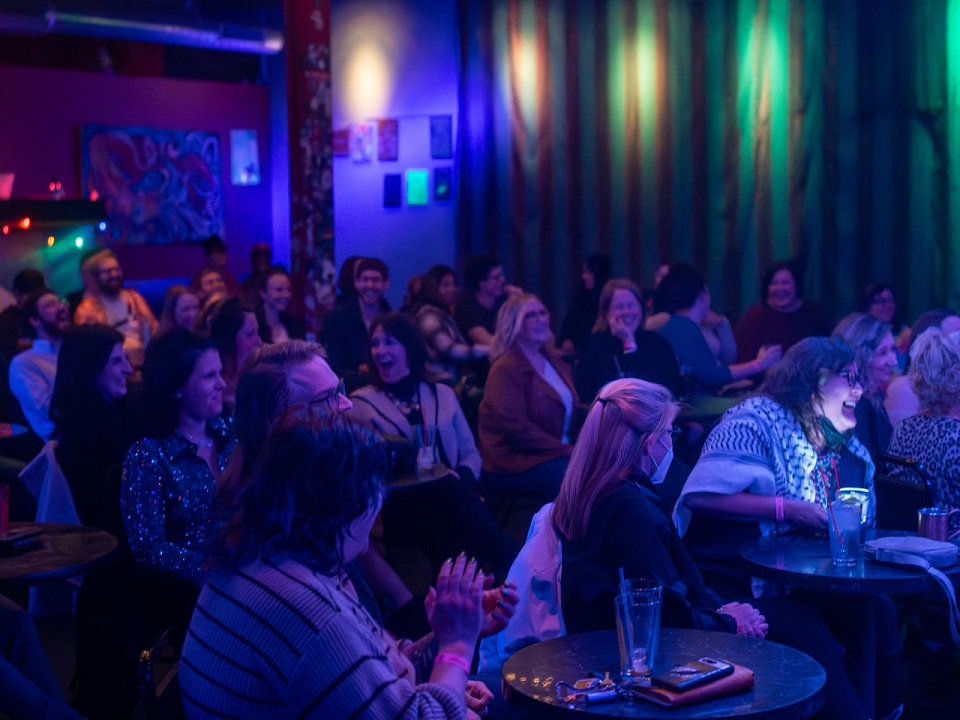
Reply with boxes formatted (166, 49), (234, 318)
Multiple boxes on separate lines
(614, 579), (662, 682)
(829, 500), (862, 568)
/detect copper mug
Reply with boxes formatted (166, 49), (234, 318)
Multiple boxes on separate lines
(918, 507), (951, 541)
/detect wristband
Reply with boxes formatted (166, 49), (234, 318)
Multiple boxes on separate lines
(435, 652), (471, 673)
(775, 496), (785, 523)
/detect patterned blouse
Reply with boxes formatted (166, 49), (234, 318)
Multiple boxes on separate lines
(121, 420), (235, 583)
(887, 414), (960, 531)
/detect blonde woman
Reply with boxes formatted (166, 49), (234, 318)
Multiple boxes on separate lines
(478, 293), (580, 505)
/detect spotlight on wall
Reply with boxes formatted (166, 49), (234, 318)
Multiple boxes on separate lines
(344, 40), (392, 121)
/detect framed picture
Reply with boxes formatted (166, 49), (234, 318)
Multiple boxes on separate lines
(378, 118), (399, 161)
(384, 174), (402, 207)
(434, 167), (452, 201)
(350, 123), (375, 163)
(230, 129), (261, 186)
(430, 115), (453, 159)
(332, 128), (350, 157)
(82, 125), (223, 245)
(406, 169), (429, 206)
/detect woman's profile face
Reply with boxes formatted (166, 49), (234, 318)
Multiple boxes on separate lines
(96, 343), (133, 401)
(816, 364), (863, 433)
(174, 292), (201, 331)
(370, 326), (411, 384)
(767, 269), (799, 311)
(235, 312), (262, 368)
(868, 332), (898, 391)
(179, 349), (226, 422)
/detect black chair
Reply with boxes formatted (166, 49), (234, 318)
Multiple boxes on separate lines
(875, 454), (935, 531)
(136, 625), (184, 720)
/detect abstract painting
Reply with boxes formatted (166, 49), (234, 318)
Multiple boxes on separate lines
(82, 125), (223, 245)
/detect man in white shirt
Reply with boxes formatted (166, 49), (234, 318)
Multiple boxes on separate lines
(9, 290), (71, 439)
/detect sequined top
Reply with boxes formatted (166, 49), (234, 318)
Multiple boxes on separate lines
(121, 421), (235, 583)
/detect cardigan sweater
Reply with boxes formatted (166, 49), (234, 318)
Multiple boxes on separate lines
(180, 557), (464, 719)
(478, 347), (579, 475)
(348, 381), (482, 482)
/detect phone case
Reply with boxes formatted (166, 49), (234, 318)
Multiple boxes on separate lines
(651, 658), (734, 692)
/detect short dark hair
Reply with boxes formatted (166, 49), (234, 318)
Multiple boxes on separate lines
(657, 263), (705, 312)
(209, 298), (254, 372)
(761, 260), (804, 302)
(258, 265), (290, 292)
(23, 288), (58, 322)
(203, 235), (228, 256)
(759, 336), (854, 443)
(368, 313), (428, 386)
(337, 256), (363, 298)
(142, 328), (217, 438)
(355, 257), (389, 281)
(860, 282), (895, 313)
(220, 415), (387, 573)
(464, 256), (501, 292)
(12, 268), (45, 296)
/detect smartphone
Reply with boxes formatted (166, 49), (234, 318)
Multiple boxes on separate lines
(651, 657), (734, 692)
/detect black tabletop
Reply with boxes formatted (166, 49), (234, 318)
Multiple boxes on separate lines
(502, 629), (825, 719)
(0, 522), (117, 584)
(739, 532), (960, 594)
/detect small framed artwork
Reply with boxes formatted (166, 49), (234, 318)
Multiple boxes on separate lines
(332, 128), (350, 157)
(378, 118), (399, 161)
(384, 174), (402, 207)
(430, 115), (453, 159)
(434, 167), (452, 201)
(230, 130), (261, 186)
(350, 123), (374, 163)
(406, 169), (429, 206)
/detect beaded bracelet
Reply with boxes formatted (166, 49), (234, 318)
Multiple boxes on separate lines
(435, 652), (471, 673)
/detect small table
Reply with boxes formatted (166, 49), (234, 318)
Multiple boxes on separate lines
(387, 463), (452, 490)
(0, 522), (117, 584)
(502, 629), (825, 719)
(739, 533), (960, 594)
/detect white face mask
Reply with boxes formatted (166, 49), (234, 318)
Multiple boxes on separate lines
(649, 438), (674, 486)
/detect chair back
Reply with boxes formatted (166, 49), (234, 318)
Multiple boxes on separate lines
(875, 454), (934, 531)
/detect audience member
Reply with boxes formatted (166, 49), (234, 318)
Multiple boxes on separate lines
(160, 285), (202, 333)
(320, 257), (391, 388)
(255, 266), (306, 343)
(656, 264), (780, 393)
(74, 249), (158, 370)
(208, 298), (262, 412)
(861, 283), (909, 366)
(885, 308), (960, 427)
(65, 247), (103, 318)
(558, 254), (611, 352)
(413, 265), (483, 378)
(8, 290), (70, 440)
(335, 255), (363, 306)
(455, 256), (516, 346)
(192, 235), (241, 298)
(348, 314), (517, 579)
(833, 313), (898, 459)
(887, 328), (960, 534)
(181, 418), (501, 718)
(734, 260), (829, 363)
(193, 267), (228, 307)
(122, 329), (233, 584)
(553, 379), (898, 720)
(479, 294), (579, 506)
(0, 268), (45, 362)
(240, 242), (274, 306)
(575, 278), (683, 402)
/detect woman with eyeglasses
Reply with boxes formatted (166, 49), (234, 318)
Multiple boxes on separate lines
(347, 314), (518, 580)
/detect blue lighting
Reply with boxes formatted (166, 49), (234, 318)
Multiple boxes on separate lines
(98, 221), (107, 232)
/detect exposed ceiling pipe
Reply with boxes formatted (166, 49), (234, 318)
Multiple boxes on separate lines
(0, 8), (284, 55)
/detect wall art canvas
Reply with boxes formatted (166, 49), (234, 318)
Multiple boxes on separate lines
(350, 123), (375, 162)
(434, 167), (452, 201)
(384, 174), (402, 207)
(406, 169), (429, 206)
(82, 125), (223, 245)
(332, 128), (350, 157)
(430, 115), (452, 159)
(378, 118), (399, 161)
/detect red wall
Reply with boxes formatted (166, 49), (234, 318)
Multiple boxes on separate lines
(0, 65), (271, 286)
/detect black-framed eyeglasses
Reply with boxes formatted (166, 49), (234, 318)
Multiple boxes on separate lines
(838, 369), (863, 390)
(305, 378), (347, 414)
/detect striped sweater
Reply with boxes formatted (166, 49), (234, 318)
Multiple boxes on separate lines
(179, 557), (464, 719)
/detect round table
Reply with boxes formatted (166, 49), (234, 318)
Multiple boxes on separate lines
(502, 629), (825, 719)
(739, 533), (960, 594)
(0, 522), (118, 584)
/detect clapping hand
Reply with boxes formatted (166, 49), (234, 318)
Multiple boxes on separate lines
(426, 573), (519, 639)
(718, 602), (768, 639)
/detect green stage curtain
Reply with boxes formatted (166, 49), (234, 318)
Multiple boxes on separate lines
(457, 0), (960, 325)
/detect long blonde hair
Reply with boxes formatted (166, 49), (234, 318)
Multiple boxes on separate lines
(553, 378), (678, 542)
(489, 293), (552, 361)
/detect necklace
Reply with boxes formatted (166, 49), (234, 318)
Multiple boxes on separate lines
(385, 391), (420, 416)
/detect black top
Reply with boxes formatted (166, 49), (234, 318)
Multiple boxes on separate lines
(560, 478), (735, 635)
(854, 396), (892, 462)
(575, 329), (685, 402)
(319, 297), (389, 390)
(454, 295), (503, 338)
(256, 308), (307, 344)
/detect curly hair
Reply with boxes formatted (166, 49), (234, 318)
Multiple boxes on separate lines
(759, 336), (855, 443)
(910, 329), (960, 416)
(221, 415), (387, 574)
(832, 312), (892, 393)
